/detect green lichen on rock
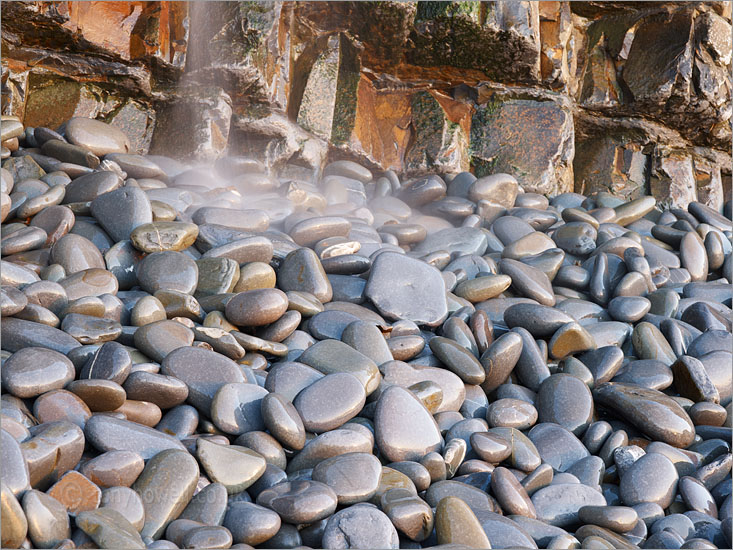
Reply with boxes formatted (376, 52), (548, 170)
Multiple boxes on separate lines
(408, 1), (537, 83)
(297, 33), (360, 146)
(414, 1), (484, 23)
(470, 95), (574, 194)
(405, 91), (468, 174)
(331, 34), (361, 146)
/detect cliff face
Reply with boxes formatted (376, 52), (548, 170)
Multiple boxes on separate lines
(2, 1), (731, 209)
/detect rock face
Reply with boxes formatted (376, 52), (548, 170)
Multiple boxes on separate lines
(2, 1), (730, 207)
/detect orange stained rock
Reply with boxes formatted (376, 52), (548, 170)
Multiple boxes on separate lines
(48, 470), (102, 516)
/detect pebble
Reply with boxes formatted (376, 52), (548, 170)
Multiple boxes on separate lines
(90, 185), (152, 242)
(1, 483), (28, 549)
(130, 221), (199, 253)
(256, 480), (338, 524)
(223, 502), (281, 546)
(134, 320), (194, 361)
(64, 117), (130, 155)
(365, 251), (448, 326)
(436, 496), (492, 548)
(47, 470), (101, 516)
(225, 288), (289, 326)
(528, 422), (590, 472)
(100, 485), (145, 530)
(277, 247), (333, 302)
(499, 258), (555, 306)
(79, 450), (144, 488)
(137, 250), (198, 295)
(210, 382), (268, 434)
(593, 382), (696, 447)
(75, 508), (145, 549)
(381, 488), (434, 541)
(132, 448), (199, 539)
(2, 115), (732, 549)
(619, 452), (679, 508)
(532, 483), (607, 527)
(429, 336), (486, 384)
(196, 438), (266, 494)
(536, 374), (594, 436)
(375, 386), (443, 462)
(22, 489), (71, 548)
(2, 347), (75, 398)
(312, 452), (382, 505)
(85, 414), (186, 459)
(491, 466), (537, 518)
(294, 372), (366, 432)
(298, 339), (381, 394)
(1, 317), (81, 354)
(322, 504), (399, 549)
(161, 346), (246, 410)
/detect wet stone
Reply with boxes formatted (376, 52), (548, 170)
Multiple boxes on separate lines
(2, 347), (75, 398)
(33, 389), (91, 429)
(294, 373), (366, 433)
(134, 320), (194, 362)
(132, 448), (199, 540)
(22, 489), (71, 548)
(61, 313), (121, 344)
(671, 355), (721, 404)
(435, 496), (492, 548)
(122, 371), (189, 410)
(225, 288), (289, 327)
(578, 505), (639, 533)
(277, 247), (333, 303)
(100, 485), (145, 531)
(256, 480), (338, 524)
(679, 476), (718, 518)
(491, 466), (537, 518)
(365, 251), (448, 326)
(322, 504), (399, 549)
(470, 432), (512, 463)
(65, 117), (131, 156)
(499, 258), (555, 306)
(593, 383), (696, 448)
(76, 508), (145, 549)
(532, 483), (607, 528)
(85, 415), (186, 460)
(529, 423), (590, 472)
(504, 303), (574, 338)
(130, 222), (199, 253)
(47, 470), (101, 516)
(536, 374), (594, 436)
(196, 438), (266, 494)
(210, 382), (268, 435)
(490, 427), (542, 472)
(619, 452), (679, 509)
(223, 501), (281, 546)
(137, 251), (198, 295)
(194, 257), (240, 298)
(286, 428), (374, 473)
(79, 450), (145, 488)
(312, 452), (382, 505)
(1, 429), (31, 496)
(429, 336), (485, 385)
(548, 321), (596, 359)
(88, 187), (150, 245)
(381, 487), (434, 542)
(1, 317), (82, 354)
(298, 339), (381, 395)
(375, 386), (443, 462)
(161, 346), (246, 411)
